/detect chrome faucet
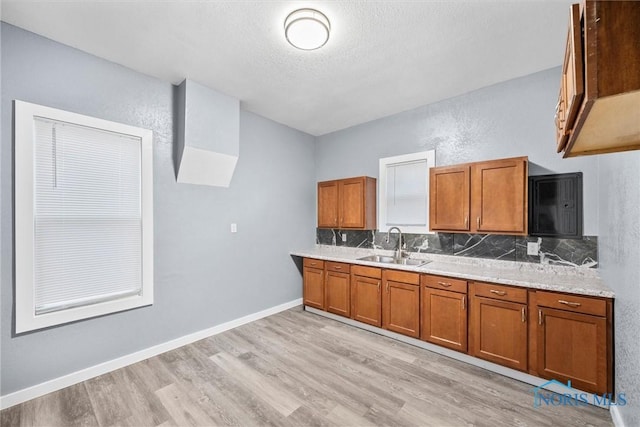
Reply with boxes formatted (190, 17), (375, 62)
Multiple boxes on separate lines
(386, 227), (405, 259)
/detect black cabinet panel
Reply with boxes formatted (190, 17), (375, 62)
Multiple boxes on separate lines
(529, 173), (582, 238)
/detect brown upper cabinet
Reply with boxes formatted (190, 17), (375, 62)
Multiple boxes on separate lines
(317, 177), (376, 229)
(557, 1), (640, 157)
(556, 3), (584, 152)
(429, 165), (470, 231)
(430, 157), (528, 235)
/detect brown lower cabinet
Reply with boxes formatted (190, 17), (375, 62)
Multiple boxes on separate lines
(302, 258), (325, 310)
(325, 262), (351, 317)
(421, 275), (468, 352)
(382, 270), (420, 338)
(469, 282), (528, 372)
(350, 265), (382, 327)
(302, 257), (613, 394)
(531, 290), (613, 395)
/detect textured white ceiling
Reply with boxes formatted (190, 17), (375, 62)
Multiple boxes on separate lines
(1, 0), (573, 136)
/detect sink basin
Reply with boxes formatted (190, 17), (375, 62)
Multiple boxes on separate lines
(357, 254), (431, 267)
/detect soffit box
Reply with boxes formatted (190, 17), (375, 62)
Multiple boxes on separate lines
(176, 79), (239, 187)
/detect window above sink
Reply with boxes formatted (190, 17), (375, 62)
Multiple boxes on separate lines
(378, 150), (435, 234)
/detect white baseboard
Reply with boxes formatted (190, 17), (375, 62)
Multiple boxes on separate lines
(0, 298), (302, 410)
(611, 405), (625, 427)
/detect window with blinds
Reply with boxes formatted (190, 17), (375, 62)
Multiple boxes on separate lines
(378, 150), (435, 234)
(15, 101), (154, 333)
(386, 160), (429, 226)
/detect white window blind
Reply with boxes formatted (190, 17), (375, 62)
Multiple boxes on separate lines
(378, 150), (435, 233)
(33, 118), (142, 314)
(15, 100), (153, 333)
(386, 160), (428, 226)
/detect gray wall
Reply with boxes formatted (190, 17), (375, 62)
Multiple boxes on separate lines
(598, 151), (640, 426)
(0, 23), (315, 395)
(316, 68), (600, 236)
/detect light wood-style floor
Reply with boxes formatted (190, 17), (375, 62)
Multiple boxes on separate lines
(1, 306), (613, 427)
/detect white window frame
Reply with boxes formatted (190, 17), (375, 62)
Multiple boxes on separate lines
(378, 150), (435, 234)
(14, 100), (154, 333)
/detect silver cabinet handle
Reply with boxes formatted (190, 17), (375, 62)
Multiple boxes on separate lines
(334, 266), (342, 270)
(521, 307), (526, 323)
(538, 309), (543, 325)
(462, 296), (466, 310)
(386, 283), (389, 293)
(490, 290), (507, 296)
(438, 281), (451, 287)
(558, 300), (581, 307)
(464, 216), (469, 228)
(477, 217), (480, 228)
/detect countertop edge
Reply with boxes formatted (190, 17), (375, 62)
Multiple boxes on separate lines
(290, 248), (615, 299)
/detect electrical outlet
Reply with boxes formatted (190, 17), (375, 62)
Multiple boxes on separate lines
(527, 241), (539, 256)
(230, 223), (237, 233)
(342, 233), (347, 242)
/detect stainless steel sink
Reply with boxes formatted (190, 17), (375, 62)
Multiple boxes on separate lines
(357, 254), (431, 267)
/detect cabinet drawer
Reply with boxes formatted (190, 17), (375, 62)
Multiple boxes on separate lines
(351, 265), (382, 279)
(422, 274), (467, 294)
(383, 269), (420, 285)
(303, 258), (324, 269)
(326, 261), (350, 273)
(472, 282), (527, 304)
(535, 291), (607, 317)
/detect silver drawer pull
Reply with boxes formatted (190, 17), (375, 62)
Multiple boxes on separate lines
(558, 300), (581, 307)
(438, 281), (451, 287)
(334, 266), (342, 270)
(490, 290), (507, 296)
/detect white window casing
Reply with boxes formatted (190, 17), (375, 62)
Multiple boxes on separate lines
(15, 100), (154, 333)
(378, 150), (435, 234)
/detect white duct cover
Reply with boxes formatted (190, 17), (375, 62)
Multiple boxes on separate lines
(176, 79), (239, 187)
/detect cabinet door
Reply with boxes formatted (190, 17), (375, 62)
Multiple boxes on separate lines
(555, 89), (569, 153)
(470, 296), (527, 371)
(318, 181), (339, 228)
(471, 158), (527, 235)
(556, 4), (584, 153)
(429, 165), (470, 231)
(339, 178), (365, 228)
(351, 275), (382, 327)
(421, 288), (467, 352)
(325, 271), (350, 318)
(383, 280), (420, 338)
(537, 307), (607, 394)
(303, 267), (325, 310)
(562, 3), (584, 135)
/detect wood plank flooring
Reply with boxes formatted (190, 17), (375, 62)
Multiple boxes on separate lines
(1, 306), (613, 426)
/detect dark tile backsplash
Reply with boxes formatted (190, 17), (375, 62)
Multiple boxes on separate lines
(316, 229), (598, 268)
(453, 234), (517, 261)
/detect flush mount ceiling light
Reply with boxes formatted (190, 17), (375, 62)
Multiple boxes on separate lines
(284, 8), (331, 50)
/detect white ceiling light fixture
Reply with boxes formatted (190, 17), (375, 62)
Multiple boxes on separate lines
(284, 8), (331, 50)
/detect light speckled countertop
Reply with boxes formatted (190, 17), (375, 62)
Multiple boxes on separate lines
(290, 245), (614, 298)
